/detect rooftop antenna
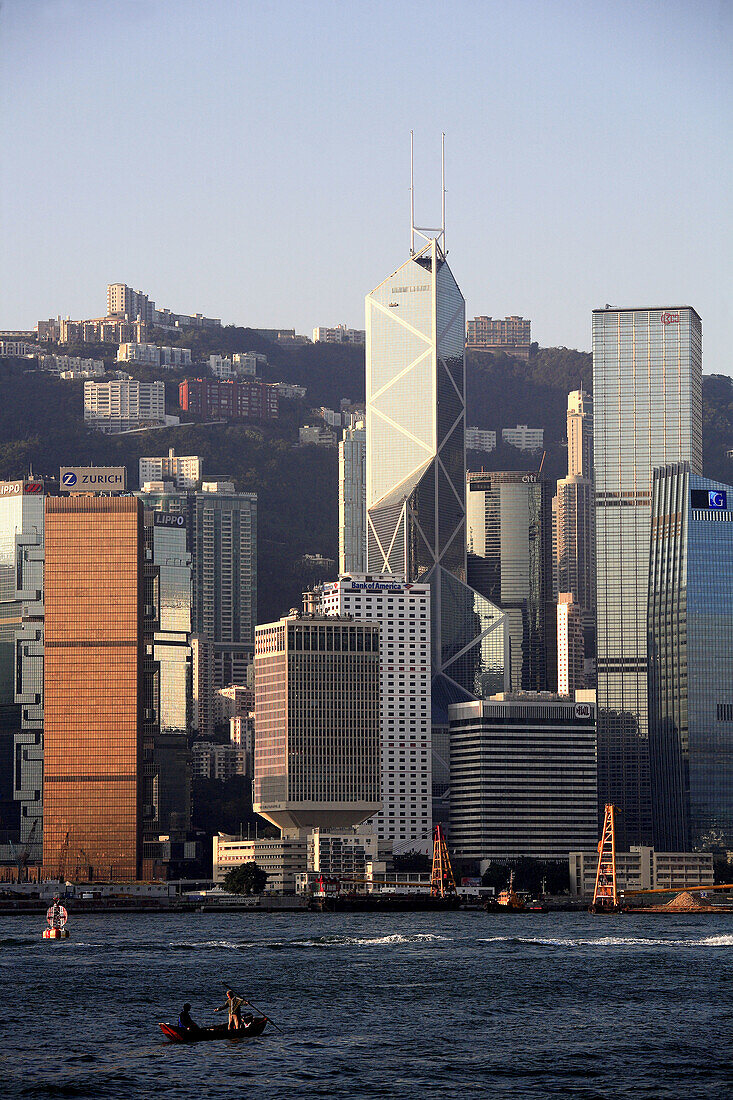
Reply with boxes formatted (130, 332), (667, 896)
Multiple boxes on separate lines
(410, 130), (415, 255)
(410, 132), (446, 256)
(441, 130), (446, 252)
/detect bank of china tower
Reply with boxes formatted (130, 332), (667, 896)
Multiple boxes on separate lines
(366, 237), (507, 722)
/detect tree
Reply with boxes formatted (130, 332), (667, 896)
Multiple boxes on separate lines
(223, 862), (268, 895)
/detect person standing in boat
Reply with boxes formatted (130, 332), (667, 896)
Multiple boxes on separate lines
(215, 989), (244, 1030)
(177, 1003), (198, 1031)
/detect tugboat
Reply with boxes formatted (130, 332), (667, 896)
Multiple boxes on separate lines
(43, 897), (69, 939)
(485, 870), (526, 912)
(496, 871), (525, 911)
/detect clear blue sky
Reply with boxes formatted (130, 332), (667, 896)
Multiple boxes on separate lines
(2, 0), (731, 372)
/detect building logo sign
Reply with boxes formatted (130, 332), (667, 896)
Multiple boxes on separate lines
(661, 311), (680, 325)
(153, 512), (186, 528)
(24, 482), (43, 494)
(0, 481), (23, 497)
(574, 703), (592, 719)
(350, 581), (405, 593)
(60, 466), (126, 493)
(691, 488), (728, 511)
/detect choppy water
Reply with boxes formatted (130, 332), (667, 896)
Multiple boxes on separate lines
(2, 910), (731, 1098)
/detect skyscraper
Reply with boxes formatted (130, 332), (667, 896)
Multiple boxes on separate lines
(43, 496), (144, 882)
(556, 390), (595, 609)
(338, 422), (367, 574)
(0, 478), (45, 855)
(466, 470), (555, 693)
(316, 575), (431, 844)
(138, 480), (257, 689)
(449, 694), (598, 861)
(253, 613), (381, 832)
(554, 389), (596, 691)
(648, 464), (733, 851)
(142, 511), (193, 863)
(593, 306), (702, 847)
(365, 236), (506, 712)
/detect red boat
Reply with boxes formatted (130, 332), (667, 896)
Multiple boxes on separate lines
(160, 1017), (268, 1043)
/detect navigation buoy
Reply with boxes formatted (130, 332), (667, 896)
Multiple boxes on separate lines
(43, 899), (69, 940)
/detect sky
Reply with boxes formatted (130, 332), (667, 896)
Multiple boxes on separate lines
(1, 0), (731, 372)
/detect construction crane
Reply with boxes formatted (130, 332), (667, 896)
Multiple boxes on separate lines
(57, 831), (70, 882)
(592, 804), (618, 911)
(11, 817), (40, 883)
(430, 823), (457, 898)
(623, 882), (733, 897)
(74, 846), (94, 882)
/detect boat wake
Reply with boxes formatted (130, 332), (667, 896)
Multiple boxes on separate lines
(478, 933), (733, 949)
(168, 932), (450, 951)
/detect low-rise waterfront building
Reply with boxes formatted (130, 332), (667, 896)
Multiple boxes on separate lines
(568, 846), (714, 898)
(212, 833), (308, 892)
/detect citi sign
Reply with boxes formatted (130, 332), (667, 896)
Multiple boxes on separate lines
(661, 311), (680, 325)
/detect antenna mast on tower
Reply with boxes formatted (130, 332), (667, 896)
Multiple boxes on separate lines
(410, 132), (446, 256)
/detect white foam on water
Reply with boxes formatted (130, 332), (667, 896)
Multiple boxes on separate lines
(478, 933), (733, 949)
(168, 932), (450, 950)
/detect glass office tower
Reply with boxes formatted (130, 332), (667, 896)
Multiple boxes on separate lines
(138, 481), (257, 689)
(593, 306), (702, 847)
(0, 480), (45, 856)
(366, 238), (506, 714)
(142, 512), (192, 863)
(43, 496), (144, 882)
(466, 470), (555, 693)
(648, 465), (733, 851)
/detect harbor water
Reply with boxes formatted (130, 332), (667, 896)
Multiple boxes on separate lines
(4, 910), (731, 1098)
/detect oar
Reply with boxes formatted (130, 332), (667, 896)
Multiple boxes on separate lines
(221, 981), (284, 1034)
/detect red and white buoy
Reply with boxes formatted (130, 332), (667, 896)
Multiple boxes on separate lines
(43, 899), (69, 940)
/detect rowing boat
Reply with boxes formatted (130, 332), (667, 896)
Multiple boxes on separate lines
(160, 1017), (268, 1043)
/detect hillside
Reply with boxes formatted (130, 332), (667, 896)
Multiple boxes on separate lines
(0, 347), (730, 622)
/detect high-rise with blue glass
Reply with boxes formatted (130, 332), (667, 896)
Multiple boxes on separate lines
(593, 306), (702, 847)
(648, 464), (733, 851)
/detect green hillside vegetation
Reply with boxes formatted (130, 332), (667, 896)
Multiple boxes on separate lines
(0, 349), (730, 625)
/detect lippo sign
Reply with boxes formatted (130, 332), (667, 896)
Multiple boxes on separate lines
(0, 480), (43, 497)
(60, 466), (126, 493)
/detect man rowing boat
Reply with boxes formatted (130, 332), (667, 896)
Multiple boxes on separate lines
(215, 989), (246, 1030)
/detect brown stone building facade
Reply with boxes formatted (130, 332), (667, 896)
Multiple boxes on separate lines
(42, 496), (144, 882)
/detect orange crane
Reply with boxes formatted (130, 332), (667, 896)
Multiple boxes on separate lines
(430, 824), (457, 898)
(592, 804), (618, 911)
